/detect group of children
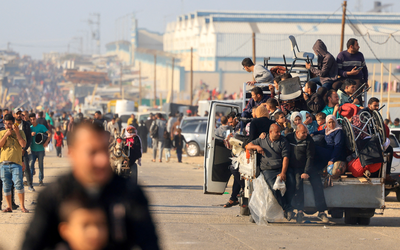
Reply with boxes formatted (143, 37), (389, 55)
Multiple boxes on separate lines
(163, 128), (187, 163)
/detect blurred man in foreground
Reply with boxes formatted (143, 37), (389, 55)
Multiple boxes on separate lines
(22, 122), (159, 250)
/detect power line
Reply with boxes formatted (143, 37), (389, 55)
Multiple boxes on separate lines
(254, 6), (342, 43)
(346, 9), (400, 35)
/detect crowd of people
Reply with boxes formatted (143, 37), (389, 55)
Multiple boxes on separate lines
(216, 37), (398, 223)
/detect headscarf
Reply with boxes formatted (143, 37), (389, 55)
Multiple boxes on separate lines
(125, 125), (137, 138)
(325, 115), (342, 135)
(255, 105), (269, 118)
(300, 110), (318, 134)
(290, 112), (303, 131)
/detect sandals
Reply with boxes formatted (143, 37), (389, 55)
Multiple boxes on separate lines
(21, 207), (29, 213)
(3, 208), (12, 213)
(151, 159), (156, 162)
(223, 200), (239, 208)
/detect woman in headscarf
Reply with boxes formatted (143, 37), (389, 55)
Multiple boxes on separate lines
(300, 110), (318, 134)
(290, 112), (303, 131)
(248, 105), (274, 141)
(124, 125), (142, 167)
(312, 115), (346, 169)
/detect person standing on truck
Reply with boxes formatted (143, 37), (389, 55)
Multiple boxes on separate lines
(245, 124), (295, 221)
(286, 124), (329, 223)
(248, 106), (274, 142)
(241, 87), (268, 131)
(242, 58), (273, 85)
(215, 116), (232, 139)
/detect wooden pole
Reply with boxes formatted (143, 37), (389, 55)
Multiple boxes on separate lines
(371, 63), (376, 96)
(138, 62), (142, 106)
(171, 57), (175, 103)
(387, 63), (392, 118)
(340, 1), (347, 52)
(252, 32), (256, 64)
(119, 64), (123, 99)
(190, 47), (193, 106)
(380, 63), (384, 115)
(153, 54), (157, 107)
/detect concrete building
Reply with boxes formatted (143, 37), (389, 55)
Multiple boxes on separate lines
(160, 11), (400, 95)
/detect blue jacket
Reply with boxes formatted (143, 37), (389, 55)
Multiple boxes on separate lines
(242, 95), (269, 116)
(313, 129), (345, 163)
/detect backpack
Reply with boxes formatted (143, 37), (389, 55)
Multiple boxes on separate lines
(150, 121), (159, 139)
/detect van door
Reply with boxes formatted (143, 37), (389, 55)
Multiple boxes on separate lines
(204, 102), (240, 194)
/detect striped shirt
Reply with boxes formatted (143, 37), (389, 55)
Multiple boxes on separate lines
(336, 51), (368, 81)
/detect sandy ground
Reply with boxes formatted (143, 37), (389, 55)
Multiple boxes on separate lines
(1, 147), (400, 250)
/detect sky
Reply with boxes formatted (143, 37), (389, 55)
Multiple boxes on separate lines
(1, 0), (399, 58)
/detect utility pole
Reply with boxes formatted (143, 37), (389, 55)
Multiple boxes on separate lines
(153, 55), (157, 107)
(340, 1), (347, 52)
(190, 47), (193, 106)
(171, 57), (175, 103)
(119, 64), (123, 99)
(252, 32), (256, 64)
(139, 62), (142, 106)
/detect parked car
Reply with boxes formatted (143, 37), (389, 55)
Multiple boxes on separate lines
(180, 117), (207, 128)
(388, 133), (400, 201)
(181, 121), (207, 157)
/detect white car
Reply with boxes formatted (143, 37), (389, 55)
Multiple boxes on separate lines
(387, 133), (400, 201)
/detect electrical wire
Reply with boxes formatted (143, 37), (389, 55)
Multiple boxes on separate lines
(255, 6), (343, 42)
(219, 37), (252, 57)
(346, 15), (400, 82)
(346, 9), (400, 35)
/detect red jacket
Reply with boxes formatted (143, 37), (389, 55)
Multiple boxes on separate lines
(54, 132), (64, 147)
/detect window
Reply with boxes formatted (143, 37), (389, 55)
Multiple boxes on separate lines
(181, 123), (198, 133)
(120, 115), (130, 123)
(389, 135), (400, 148)
(199, 123), (207, 133)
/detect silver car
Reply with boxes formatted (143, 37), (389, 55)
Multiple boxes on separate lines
(181, 121), (207, 157)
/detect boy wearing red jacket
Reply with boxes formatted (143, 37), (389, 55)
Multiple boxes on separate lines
(54, 127), (64, 158)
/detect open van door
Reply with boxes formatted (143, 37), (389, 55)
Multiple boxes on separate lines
(204, 101), (240, 194)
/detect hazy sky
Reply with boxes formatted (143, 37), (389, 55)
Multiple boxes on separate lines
(1, 0), (399, 58)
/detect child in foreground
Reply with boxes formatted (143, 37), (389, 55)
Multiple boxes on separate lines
(57, 196), (109, 250)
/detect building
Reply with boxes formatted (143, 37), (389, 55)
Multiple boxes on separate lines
(161, 10), (400, 94)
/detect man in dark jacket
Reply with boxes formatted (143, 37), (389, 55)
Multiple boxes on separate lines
(14, 109), (34, 192)
(303, 81), (325, 115)
(248, 106), (274, 142)
(306, 39), (338, 90)
(286, 124), (328, 223)
(36, 111), (49, 129)
(22, 122), (159, 250)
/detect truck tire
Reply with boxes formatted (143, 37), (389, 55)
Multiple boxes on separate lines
(344, 213), (358, 225)
(396, 189), (400, 202)
(329, 209), (344, 219)
(357, 217), (371, 225)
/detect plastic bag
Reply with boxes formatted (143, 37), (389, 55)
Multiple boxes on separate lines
(249, 174), (284, 225)
(45, 142), (54, 152)
(272, 176), (286, 196)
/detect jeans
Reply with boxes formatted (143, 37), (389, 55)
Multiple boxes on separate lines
(23, 153), (33, 188)
(56, 146), (62, 157)
(152, 139), (164, 160)
(310, 77), (335, 90)
(165, 148), (171, 161)
(147, 134), (152, 149)
(290, 168), (327, 212)
(30, 150), (45, 182)
(262, 169), (294, 211)
(0, 163), (24, 195)
(176, 147), (183, 162)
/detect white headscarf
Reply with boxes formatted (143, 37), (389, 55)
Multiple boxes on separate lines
(325, 115), (342, 135)
(290, 112), (303, 131)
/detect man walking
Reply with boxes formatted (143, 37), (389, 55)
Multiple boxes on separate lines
(14, 108), (34, 192)
(0, 114), (29, 212)
(29, 113), (52, 186)
(150, 113), (167, 162)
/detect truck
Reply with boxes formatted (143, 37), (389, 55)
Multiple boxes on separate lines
(203, 70), (386, 225)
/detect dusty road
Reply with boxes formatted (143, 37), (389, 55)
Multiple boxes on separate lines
(1, 148), (400, 250)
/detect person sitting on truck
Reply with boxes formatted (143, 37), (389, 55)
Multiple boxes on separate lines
(248, 106), (274, 142)
(269, 73), (292, 97)
(265, 98), (280, 121)
(242, 58), (273, 85)
(241, 87), (268, 131)
(337, 79), (359, 105)
(215, 116), (233, 140)
(286, 124), (329, 223)
(305, 39), (338, 89)
(245, 107), (258, 136)
(303, 81), (325, 115)
(274, 111), (290, 135)
(321, 90), (340, 117)
(311, 115), (346, 170)
(245, 124), (295, 221)
(300, 111), (318, 134)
